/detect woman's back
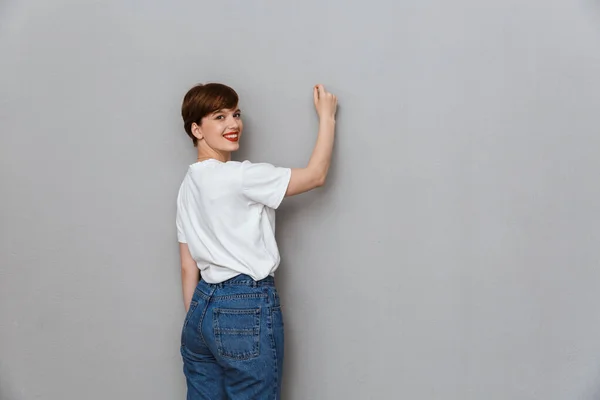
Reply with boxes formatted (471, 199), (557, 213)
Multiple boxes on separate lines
(176, 159), (291, 283)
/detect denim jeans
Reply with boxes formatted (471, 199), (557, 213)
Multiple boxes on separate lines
(181, 274), (284, 399)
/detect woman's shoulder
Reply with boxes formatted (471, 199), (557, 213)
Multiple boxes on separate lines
(187, 159), (280, 179)
(188, 159), (243, 171)
(227, 160), (279, 170)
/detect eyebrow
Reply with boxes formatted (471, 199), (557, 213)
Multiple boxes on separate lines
(213, 108), (241, 115)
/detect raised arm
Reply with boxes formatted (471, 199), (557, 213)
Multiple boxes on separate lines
(285, 84), (338, 197)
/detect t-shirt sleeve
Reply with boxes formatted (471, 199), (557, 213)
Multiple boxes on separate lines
(241, 161), (292, 209)
(176, 207), (187, 243)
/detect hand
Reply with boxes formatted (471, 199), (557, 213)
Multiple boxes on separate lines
(313, 84), (337, 121)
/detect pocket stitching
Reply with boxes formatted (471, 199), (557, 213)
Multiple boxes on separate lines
(213, 307), (261, 360)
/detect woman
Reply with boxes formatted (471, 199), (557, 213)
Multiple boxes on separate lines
(176, 82), (337, 399)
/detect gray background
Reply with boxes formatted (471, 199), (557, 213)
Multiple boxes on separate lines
(1, 0), (600, 399)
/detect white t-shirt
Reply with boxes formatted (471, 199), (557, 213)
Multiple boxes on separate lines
(176, 159), (292, 283)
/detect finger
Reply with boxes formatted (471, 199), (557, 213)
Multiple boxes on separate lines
(314, 86), (319, 103)
(317, 84), (326, 98)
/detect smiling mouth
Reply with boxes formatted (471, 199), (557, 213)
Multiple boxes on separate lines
(223, 132), (239, 142)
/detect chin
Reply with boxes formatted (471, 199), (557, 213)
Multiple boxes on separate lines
(226, 143), (240, 152)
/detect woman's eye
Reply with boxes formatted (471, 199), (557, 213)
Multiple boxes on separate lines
(234, 113), (241, 118)
(215, 115), (224, 120)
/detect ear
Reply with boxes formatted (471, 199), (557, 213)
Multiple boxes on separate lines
(191, 122), (203, 142)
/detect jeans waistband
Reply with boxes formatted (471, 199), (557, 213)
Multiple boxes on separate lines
(204, 274), (275, 288)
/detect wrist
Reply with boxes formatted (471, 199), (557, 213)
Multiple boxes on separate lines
(318, 116), (336, 125)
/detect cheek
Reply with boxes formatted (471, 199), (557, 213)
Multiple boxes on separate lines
(206, 124), (223, 139)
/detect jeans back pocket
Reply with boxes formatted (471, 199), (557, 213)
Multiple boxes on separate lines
(213, 307), (261, 360)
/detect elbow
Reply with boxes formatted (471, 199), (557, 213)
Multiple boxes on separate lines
(181, 262), (199, 276)
(315, 175), (327, 188)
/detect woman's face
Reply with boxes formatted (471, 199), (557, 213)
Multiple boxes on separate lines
(193, 106), (243, 153)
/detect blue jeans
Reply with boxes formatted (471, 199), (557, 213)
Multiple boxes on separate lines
(181, 274), (284, 399)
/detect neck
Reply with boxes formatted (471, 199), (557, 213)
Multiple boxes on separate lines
(196, 146), (230, 163)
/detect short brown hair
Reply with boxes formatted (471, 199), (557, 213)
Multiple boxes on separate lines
(181, 83), (239, 146)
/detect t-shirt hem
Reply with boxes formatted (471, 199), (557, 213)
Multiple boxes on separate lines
(200, 267), (277, 284)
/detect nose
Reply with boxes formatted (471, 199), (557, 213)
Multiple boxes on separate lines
(227, 115), (240, 130)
